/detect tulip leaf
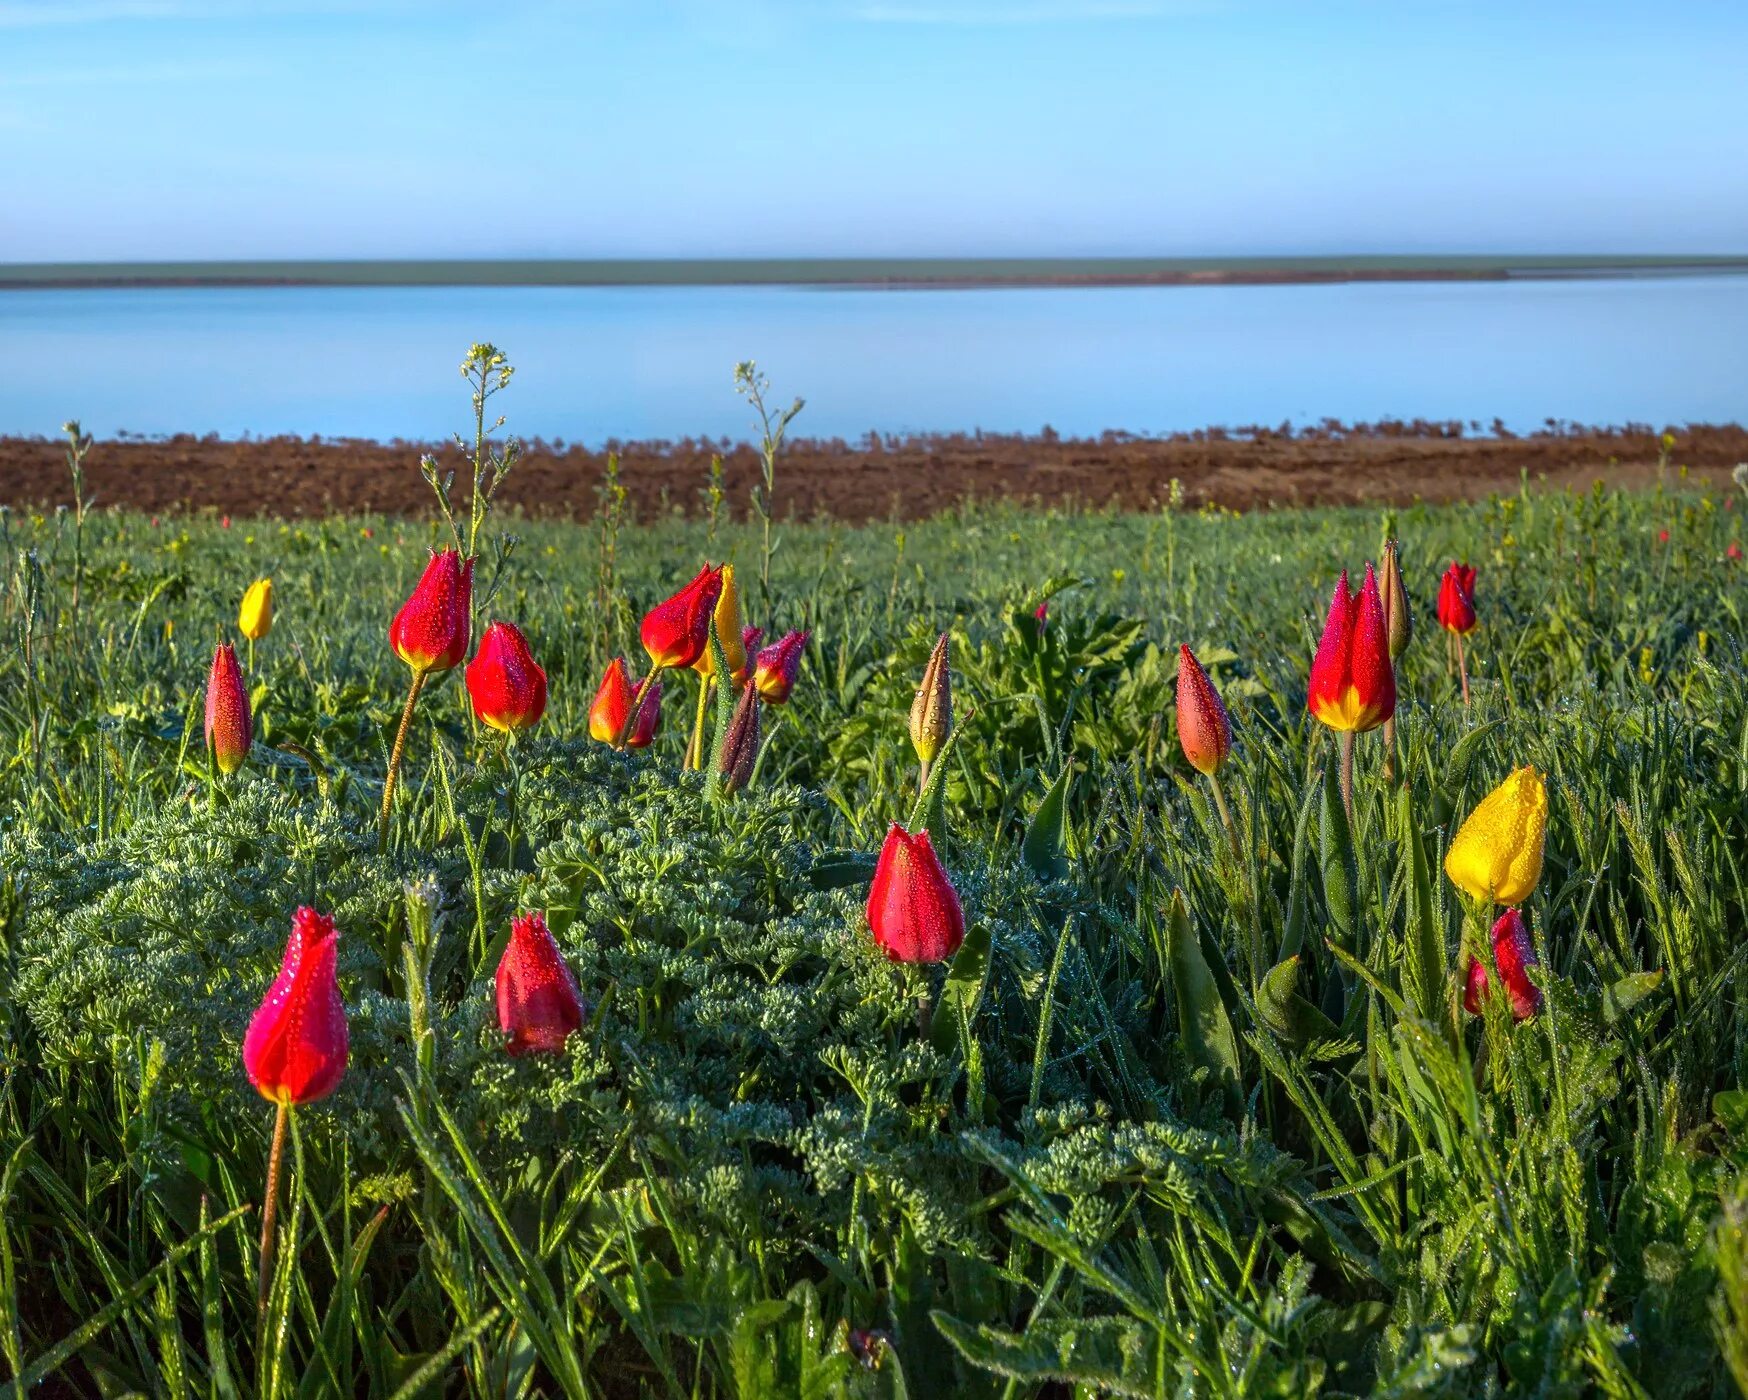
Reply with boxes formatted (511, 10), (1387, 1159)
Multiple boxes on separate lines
(807, 850), (879, 890)
(1603, 969), (1664, 1025)
(907, 704), (977, 839)
(1318, 755), (1358, 948)
(930, 920), (993, 1057)
(1280, 776), (1322, 964)
(1167, 888), (1242, 1115)
(1256, 956), (1341, 1047)
(1439, 720), (1503, 801)
(1397, 785), (1449, 1032)
(1021, 764), (1073, 881)
(704, 626), (736, 802)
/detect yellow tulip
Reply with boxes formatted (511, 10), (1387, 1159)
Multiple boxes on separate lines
(693, 562), (746, 681)
(239, 577), (274, 641)
(1444, 766), (1547, 905)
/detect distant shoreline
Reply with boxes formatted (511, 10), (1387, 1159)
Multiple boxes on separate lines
(5, 255), (1748, 292)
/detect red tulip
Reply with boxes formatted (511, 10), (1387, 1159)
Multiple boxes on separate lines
(589, 658), (635, 744)
(866, 823), (965, 963)
(1175, 644), (1231, 776)
(753, 630), (809, 705)
(243, 908), (349, 1105)
(465, 621), (548, 733)
(205, 641), (253, 774)
(741, 626), (765, 666)
(495, 912), (584, 1056)
(626, 678), (663, 749)
(1035, 601), (1049, 631)
(1437, 562), (1478, 635)
(1462, 907), (1542, 1021)
(1729, 541), (1743, 562)
(1307, 565), (1396, 733)
(1657, 529), (1670, 545)
(640, 564), (724, 671)
(390, 548), (474, 673)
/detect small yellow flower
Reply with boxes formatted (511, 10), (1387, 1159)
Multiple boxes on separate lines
(1444, 766), (1547, 905)
(238, 577), (274, 641)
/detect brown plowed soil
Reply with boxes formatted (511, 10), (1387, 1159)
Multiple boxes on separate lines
(3, 422), (1743, 522)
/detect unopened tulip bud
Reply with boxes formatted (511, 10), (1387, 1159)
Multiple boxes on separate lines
(753, 630), (808, 705)
(205, 641), (253, 774)
(495, 912), (584, 1056)
(1444, 765), (1547, 906)
(243, 907), (349, 1105)
(716, 681), (760, 792)
(1380, 541), (1411, 660)
(640, 564), (723, 671)
(465, 620), (548, 733)
(909, 633), (952, 768)
(866, 823), (965, 963)
(1175, 644), (1232, 776)
(1463, 907), (1542, 1021)
(1437, 562), (1478, 635)
(627, 678), (662, 749)
(694, 562), (747, 681)
(390, 548), (474, 674)
(589, 658), (635, 745)
(238, 577), (274, 642)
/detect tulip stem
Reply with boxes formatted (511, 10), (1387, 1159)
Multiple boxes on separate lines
(616, 665), (664, 749)
(1207, 771), (1239, 857)
(256, 1099), (290, 1321)
(1455, 634), (1471, 708)
(1338, 730), (1356, 825)
(378, 667), (428, 853)
(686, 675), (713, 771)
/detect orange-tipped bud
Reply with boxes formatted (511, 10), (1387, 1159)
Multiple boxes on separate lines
(693, 563), (746, 680)
(1437, 561), (1478, 635)
(626, 679), (662, 749)
(589, 658), (635, 745)
(465, 620), (548, 733)
(1307, 565), (1396, 733)
(1463, 907), (1542, 1020)
(1175, 644), (1232, 776)
(909, 633), (952, 766)
(204, 641), (253, 774)
(753, 630), (808, 705)
(390, 548), (474, 673)
(495, 912), (584, 1057)
(1380, 540), (1411, 660)
(243, 907), (349, 1106)
(866, 823), (965, 963)
(640, 564), (723, 671)
(238, 577), (273, 641)
(716, 681), (761, 792)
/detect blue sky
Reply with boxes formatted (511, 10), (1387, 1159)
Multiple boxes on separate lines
(1, 0), (1744, 260)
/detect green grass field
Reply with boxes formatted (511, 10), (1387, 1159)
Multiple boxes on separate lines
(2, 395), (1747, 1395)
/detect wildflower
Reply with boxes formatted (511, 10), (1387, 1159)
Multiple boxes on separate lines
(1657, 529), (1670, 545)
(204, 642), (253, 774)
(717, 682), (761, 792)
(495, 912), (584, 1056)
(221, 514), (231, 529)
(1444, 766), (1547, 905)
(1379, 539), (1411, 660)
(390, 548), (474, 674)
(694, 562), (747, 682)
(589, 659), (634, 743)
(1175, 644), (1231, 776)
(1307, 566), (1395, 733)
(753, 630), (809, 705)
(1463, 907), (1542, 1020)
(626, 678), (662, 748)
(1035, 600), (1049, 632)
(741, 625), (764, 661)
(866, 823), (965, 963)
(910, 633), (952, 770)
(641, 564), (724, 671)
(465, 621), (548, 733)
(243, 907), (349, 1105)
(1729, 542), (1743, 562)
(238, 578), (273, 641)
(1436, 562), (1478, 635)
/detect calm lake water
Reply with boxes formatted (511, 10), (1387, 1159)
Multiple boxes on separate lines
(2, 275), (1744, 443)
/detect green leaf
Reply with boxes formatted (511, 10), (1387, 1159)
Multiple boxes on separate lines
(1280, 773), (1321, 963)
(1318, 755), (1358, 948)
(1603, 969), (1664, 1024)
(1397, 785), (1449, 1031)
(930, 920), (992, 1056)
(1256, 956), (1341, 1047)
(1021, 764), (1072, 881)
(807, 850), (878, 890)
(1167, 888), (1242, 1115)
